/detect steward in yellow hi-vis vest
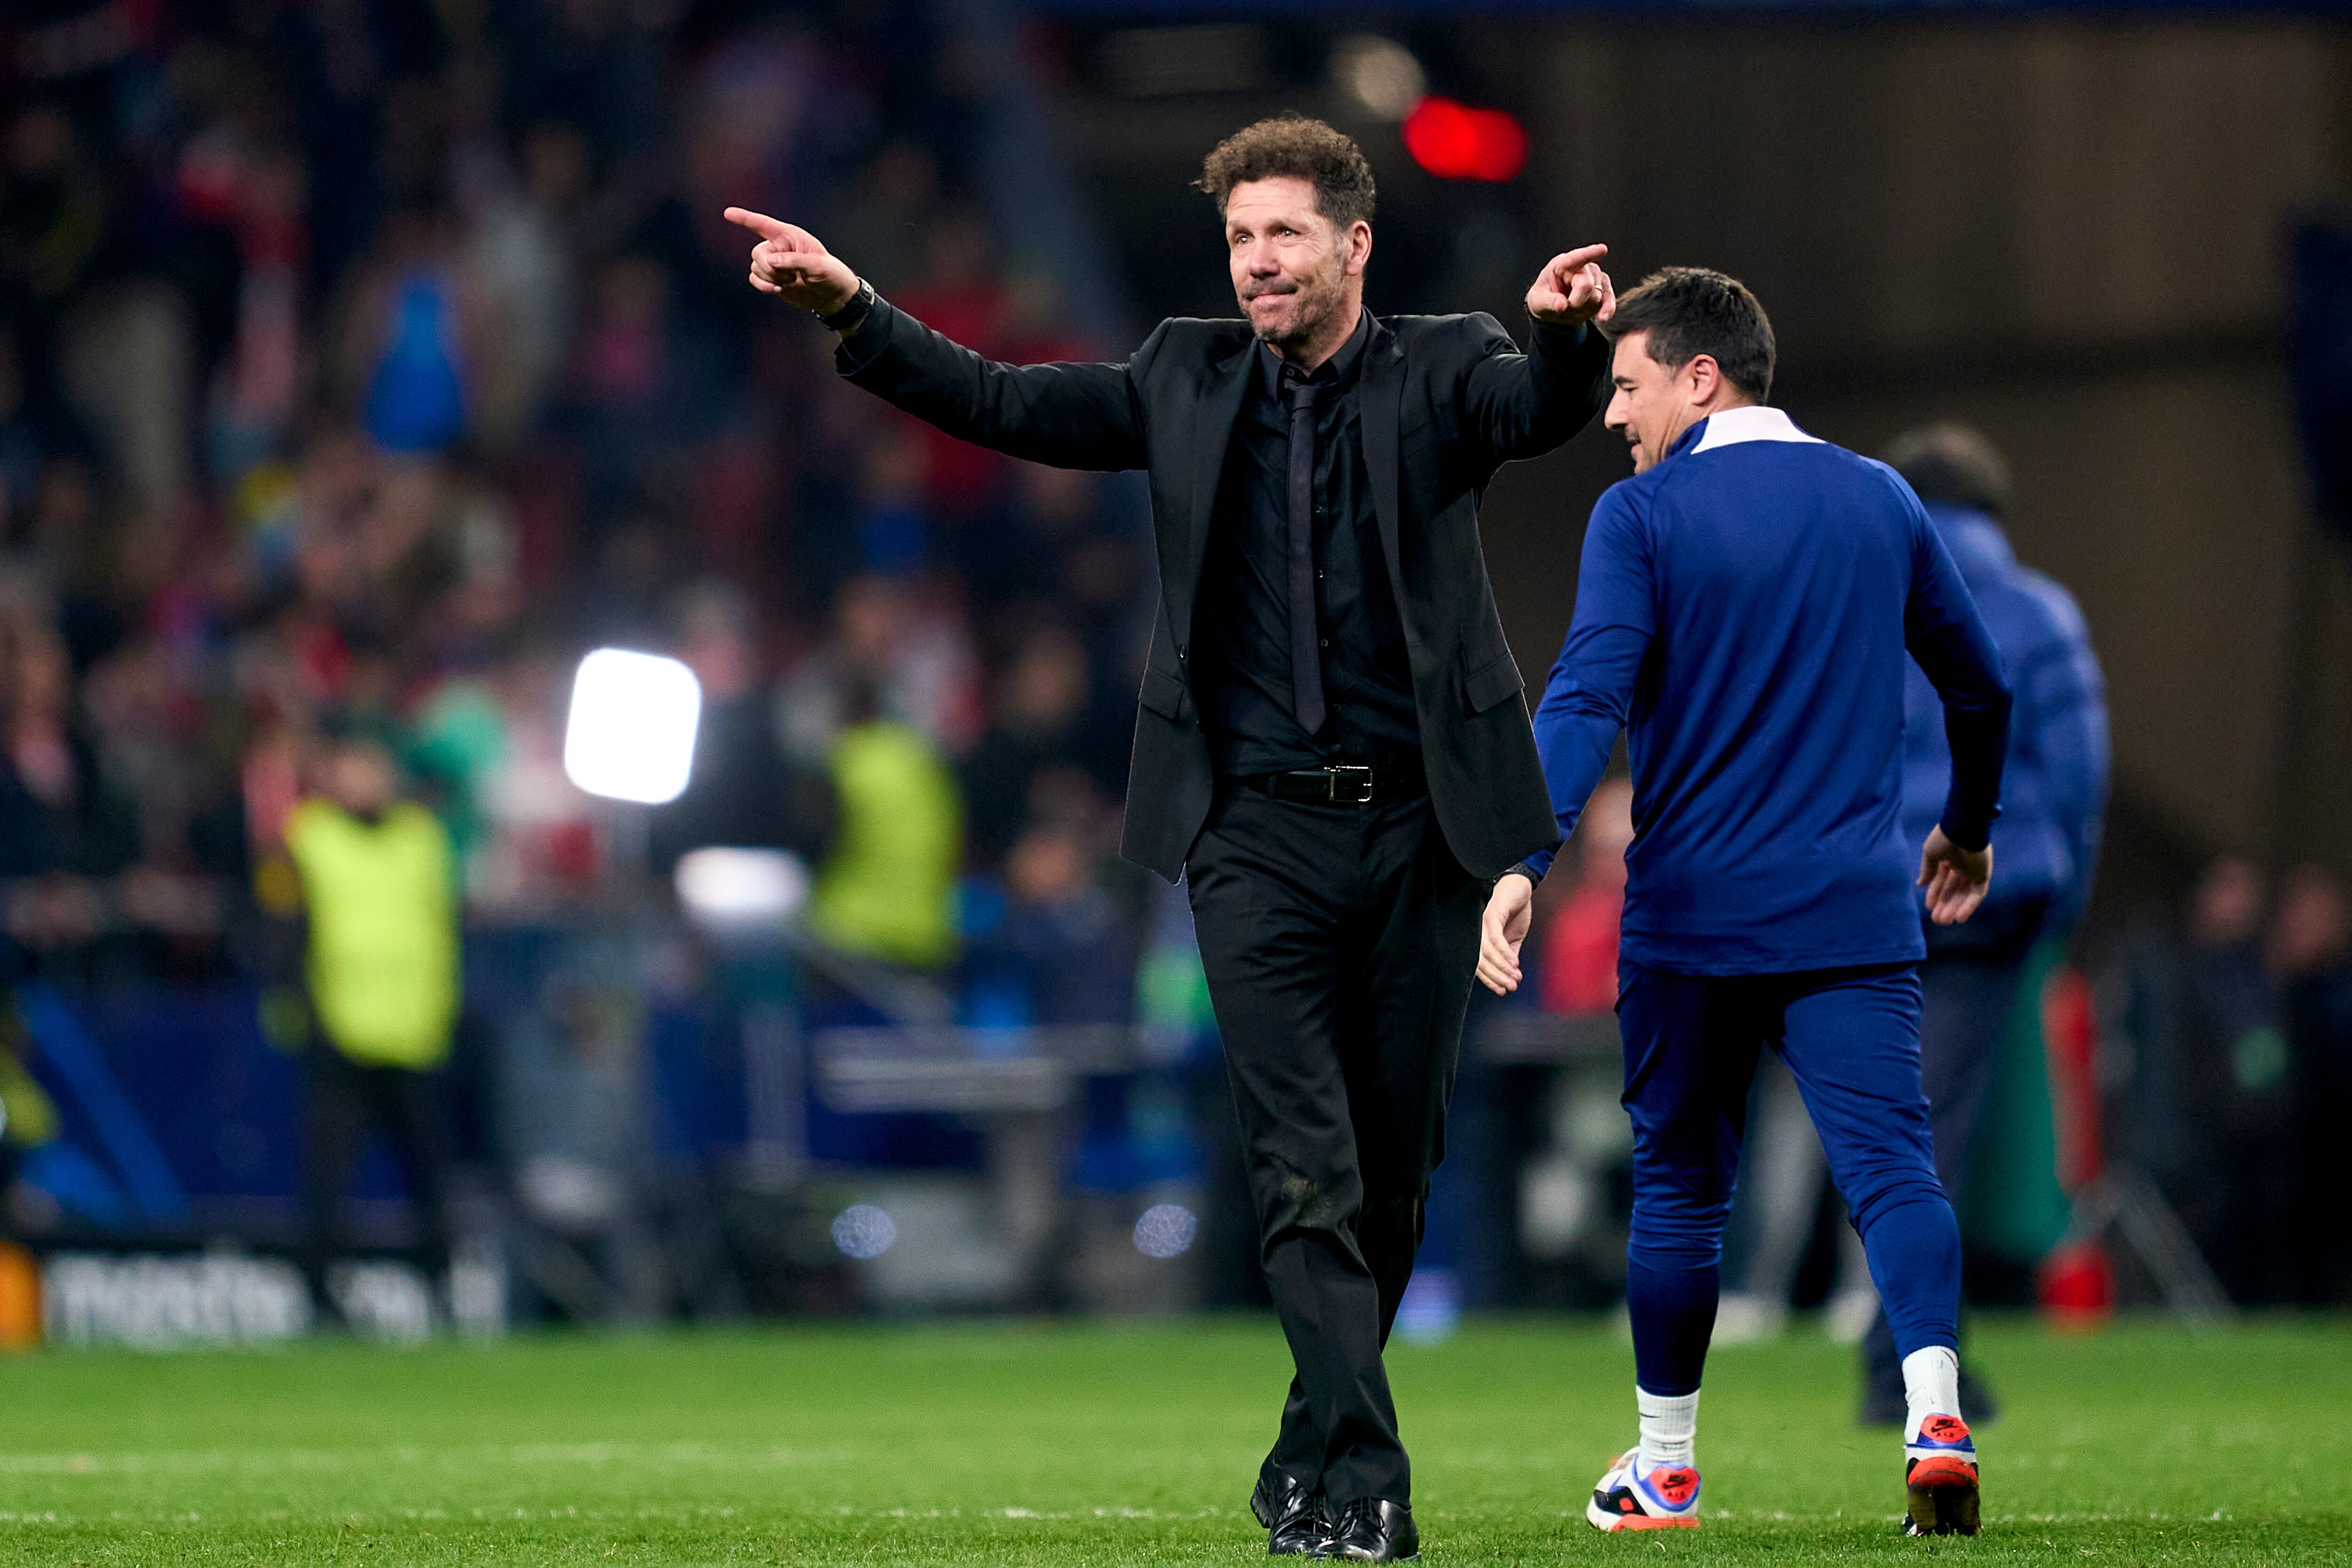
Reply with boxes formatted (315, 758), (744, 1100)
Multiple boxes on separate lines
(810, 711), (961, 970)
(280, 736), (460, 1313)
(285, 794), (460, 1068)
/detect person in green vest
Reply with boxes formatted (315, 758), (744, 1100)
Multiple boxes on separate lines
(283, 733), (460, 1314)
(808, 677), (961, 971)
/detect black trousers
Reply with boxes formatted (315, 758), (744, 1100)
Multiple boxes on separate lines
(1185, 784), (1484, 1507)
(1860, 931), (2037, 1395)
(301, 1047), (453, 1297)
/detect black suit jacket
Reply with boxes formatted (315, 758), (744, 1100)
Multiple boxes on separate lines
(835, 299), (1613, 882)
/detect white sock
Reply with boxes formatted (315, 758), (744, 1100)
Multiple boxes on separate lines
(1635, 1385), (1699, 1472)
(1901, 1345), (1962, 1442)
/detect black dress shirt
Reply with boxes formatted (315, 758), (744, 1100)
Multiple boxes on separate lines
(1195, 311), (1420, 778)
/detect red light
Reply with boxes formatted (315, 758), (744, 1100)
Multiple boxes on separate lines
(1402, 97), (1528, 183)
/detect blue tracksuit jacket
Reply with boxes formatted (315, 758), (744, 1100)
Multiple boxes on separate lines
(1525, 406), (2012, 975)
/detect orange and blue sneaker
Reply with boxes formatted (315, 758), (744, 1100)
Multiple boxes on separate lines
(1903, 1412), (1981, 1536)
(1585, 1448), (1701, 1531)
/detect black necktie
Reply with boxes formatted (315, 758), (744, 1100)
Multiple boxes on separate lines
(1287, 380), (1327, 736)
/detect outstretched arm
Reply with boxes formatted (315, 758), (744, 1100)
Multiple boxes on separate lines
(725, 207), (1147, 472)
(1462, 244), (1617, 466)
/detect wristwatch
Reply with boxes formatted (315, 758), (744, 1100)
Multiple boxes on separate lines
(820, 279), (878, 335)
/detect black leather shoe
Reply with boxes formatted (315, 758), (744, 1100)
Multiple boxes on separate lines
(1250, 1474), (1331, 1557)
(1325, 1497), (1417, 1562)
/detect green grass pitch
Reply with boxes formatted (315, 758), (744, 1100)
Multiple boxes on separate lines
(0, 1316), (2345, 1564)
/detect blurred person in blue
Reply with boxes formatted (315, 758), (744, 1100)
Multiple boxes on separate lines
(1476, 270), (2010, 1536)
(283, 732), (460, 1320)
(343, 205), (479, 457)
(727, 114), (1618, 1561)
(1854, 423), (2108, 1424)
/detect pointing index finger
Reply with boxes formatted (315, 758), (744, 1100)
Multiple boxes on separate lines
(723, 207), (790, 241)
(1557, 243), (1609, 273)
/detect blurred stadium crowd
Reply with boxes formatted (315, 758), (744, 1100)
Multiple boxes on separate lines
(0, 0), (1184, 1322)
(0, 0), (1149, 980)
(0, 0), (2345, 1337)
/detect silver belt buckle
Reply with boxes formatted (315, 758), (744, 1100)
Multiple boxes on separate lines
(1326, 764), (1374, 805)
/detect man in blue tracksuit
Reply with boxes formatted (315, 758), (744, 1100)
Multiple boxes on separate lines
(1475, 269), (2012, 1537)
(1859, 423), (2109, 1425)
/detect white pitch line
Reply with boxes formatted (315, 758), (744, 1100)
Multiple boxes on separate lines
(0, 1442), (846, 1476)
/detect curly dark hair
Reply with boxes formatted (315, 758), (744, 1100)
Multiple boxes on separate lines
(1195, 115), (1375, 230)
(1610, 267), (1777, 402)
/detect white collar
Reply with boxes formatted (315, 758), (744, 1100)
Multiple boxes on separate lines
(1690, 405), (1820, 454)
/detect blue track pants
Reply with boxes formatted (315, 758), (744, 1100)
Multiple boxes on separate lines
(1616, 959), (1960, 1396)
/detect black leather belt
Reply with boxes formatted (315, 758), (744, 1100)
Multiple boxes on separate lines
(1242, 759), (1425, 806)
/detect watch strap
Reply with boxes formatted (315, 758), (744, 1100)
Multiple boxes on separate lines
(820, 279), (877, 333)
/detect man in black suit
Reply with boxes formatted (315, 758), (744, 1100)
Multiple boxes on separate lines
(728, 115), (1615, 1561)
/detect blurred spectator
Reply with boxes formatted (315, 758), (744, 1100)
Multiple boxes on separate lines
(893, 210), (1011, 515)
(565, 253), (724, 505)
(818, 141), (939, 298)
(807, 677), (961, 971)
(464, 629), (603, 917)
(779, 571), (979, 760)
(21, 458), (128, 668)
(455, 122), (578, 454)
(283, 736), (459, 1312)
(573, 501), (678, 651)
(1, 104), (111, 413)
(336, 204), (481, 458)
(961, 625), (1094, 872)
(648, 578), (833, 874)
(991, 822), (1134, 1026)
(851, 424), (934, 580)
(2272, 864), (2352, 1306)
(2180, 855), (2295, 1305)
(0, 594), (138, 980)
(202, 144), (309, 483)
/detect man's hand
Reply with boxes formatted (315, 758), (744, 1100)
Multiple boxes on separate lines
(1918, 827), (1994, 926)
(1476, 872), (1537, 995)
(1526, 244), (1616, 328)
(723, 207), (859, 317)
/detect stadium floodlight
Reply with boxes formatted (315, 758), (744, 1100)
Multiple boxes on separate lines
(563, 648), (701, 804)
(674, 847), (809, 932)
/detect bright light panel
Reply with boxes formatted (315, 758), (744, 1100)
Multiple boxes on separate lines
(675, 847), (809, 931)
(563, 648), (701, 804)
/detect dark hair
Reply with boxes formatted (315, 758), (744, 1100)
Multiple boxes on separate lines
(1195, 115), (1375, 231)
(1884, 423), (2011, 517)
(1610, 268), (1776, 402)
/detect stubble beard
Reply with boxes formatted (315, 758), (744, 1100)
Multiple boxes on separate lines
(1250, 275), (1340, 359)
